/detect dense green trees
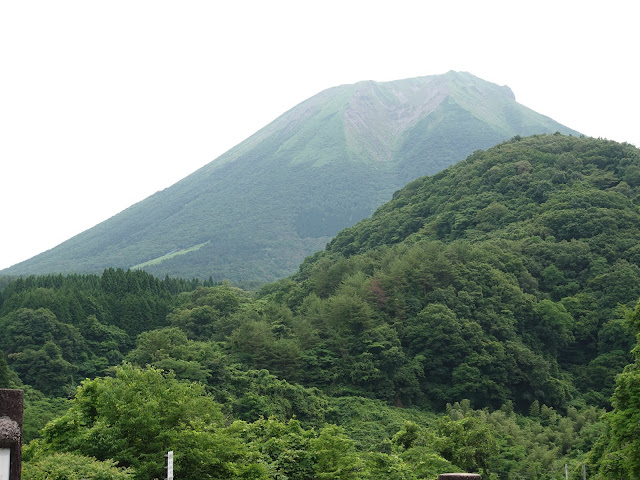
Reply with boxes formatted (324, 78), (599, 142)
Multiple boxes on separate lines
(4, 135), (640, 478)
(0, 270), (205, 393)
(23, 453), (133, 480)
(588, 303), (640, 478)
(0, 308), (83, 395)
(26, 364), (266, 480)
(276, 135), (640, 410)
(0, 350), (15, 388)
(24, 363), (609, 479)
(21, 364), (464, 479)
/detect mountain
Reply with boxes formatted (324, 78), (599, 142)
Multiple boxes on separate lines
(2, 71), (578, 285)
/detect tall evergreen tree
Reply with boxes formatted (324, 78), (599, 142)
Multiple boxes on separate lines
(0, 350), (13, 388)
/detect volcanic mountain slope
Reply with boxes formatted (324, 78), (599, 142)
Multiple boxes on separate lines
(3, 71), (578, 285)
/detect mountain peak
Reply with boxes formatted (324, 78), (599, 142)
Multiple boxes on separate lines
(2, 72), (578, 285)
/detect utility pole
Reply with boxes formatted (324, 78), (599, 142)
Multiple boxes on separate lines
(565, 463), (569, 480)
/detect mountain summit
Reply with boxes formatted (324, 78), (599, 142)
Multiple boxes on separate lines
(3, 71), (578, 285)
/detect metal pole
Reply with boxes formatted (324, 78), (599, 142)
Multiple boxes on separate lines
(565, 463), (568, 480)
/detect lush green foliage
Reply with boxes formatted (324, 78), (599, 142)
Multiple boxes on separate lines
(23, 363), (607, 480)
(279, 135), (640, 410)
(25, 364), (268, 480)
(22, 452), (134, 480)
(5, 135), (640, 478)
(1, 72), (576, 286)
(0, 269), (208, 394)
(587, 303), (640, 478)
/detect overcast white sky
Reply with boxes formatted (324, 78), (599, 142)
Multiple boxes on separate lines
(1, 0), (638, 271)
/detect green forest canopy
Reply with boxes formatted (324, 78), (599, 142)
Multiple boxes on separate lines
(2, 134), (640, 478)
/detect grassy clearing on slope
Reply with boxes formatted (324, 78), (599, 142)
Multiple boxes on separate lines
(131, 241), (210, 269)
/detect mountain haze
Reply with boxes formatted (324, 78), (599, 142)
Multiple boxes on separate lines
(3, 71), (578, 285)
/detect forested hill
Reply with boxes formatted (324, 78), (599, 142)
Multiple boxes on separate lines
(265, 134), (640, 410)
(2, 135), (640, 478)
(2, 71), (577, 286)
(325, 133), (640, 257)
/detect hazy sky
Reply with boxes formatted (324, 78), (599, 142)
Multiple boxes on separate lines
(1, 0), (637, 271)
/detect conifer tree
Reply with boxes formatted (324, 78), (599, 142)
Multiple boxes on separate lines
(0, 350), (13, 388)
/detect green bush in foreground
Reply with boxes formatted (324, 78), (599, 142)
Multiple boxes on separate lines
(22, 452), (133, 480)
